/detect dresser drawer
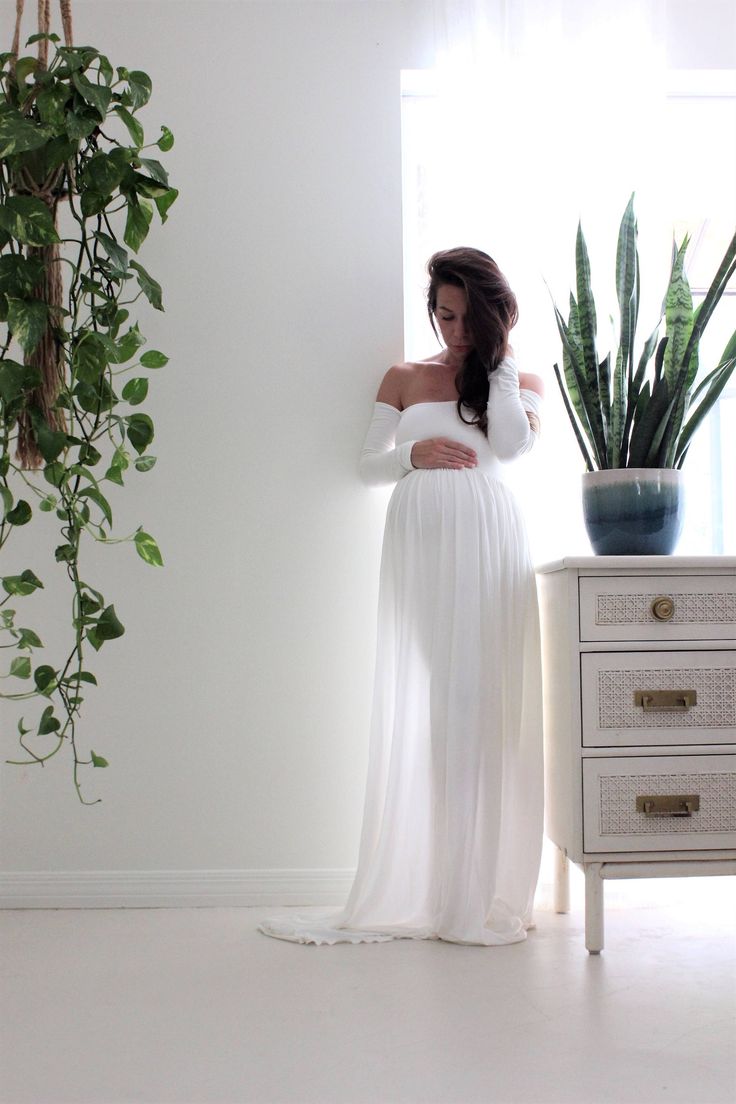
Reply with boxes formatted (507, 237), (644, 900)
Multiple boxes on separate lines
(580, 650), (736, 747)
(582, 754), (736, 853)
(579, 575), (736, 641)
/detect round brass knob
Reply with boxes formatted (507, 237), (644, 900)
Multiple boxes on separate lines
(651, 596), (675, 622)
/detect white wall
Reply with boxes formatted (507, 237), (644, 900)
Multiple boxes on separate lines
(1, 0), (733, 905)
(665, 0), (736, 68)
(0, 0), (434, 896)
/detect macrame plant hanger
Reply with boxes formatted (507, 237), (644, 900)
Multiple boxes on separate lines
(10, 0), (74, 468)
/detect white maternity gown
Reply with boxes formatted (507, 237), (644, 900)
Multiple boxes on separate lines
(258, 357), (544, 945)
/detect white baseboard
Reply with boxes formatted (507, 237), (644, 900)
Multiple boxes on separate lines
(1, 865), (728, 911)
(0, 868), (356, 909)
(0, 868), (563, 912)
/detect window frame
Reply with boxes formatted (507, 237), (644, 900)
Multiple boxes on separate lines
(401, 67), (736, 556)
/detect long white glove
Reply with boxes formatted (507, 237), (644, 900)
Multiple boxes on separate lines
(358, 402), (417, 486)
(487, 356), (541, 460)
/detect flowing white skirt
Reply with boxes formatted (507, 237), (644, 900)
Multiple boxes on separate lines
(259, 468), (543, 945)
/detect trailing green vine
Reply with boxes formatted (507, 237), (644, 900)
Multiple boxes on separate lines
(0, 32), (177, 803)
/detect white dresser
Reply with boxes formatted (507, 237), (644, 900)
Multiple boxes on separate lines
(535, 556), (736, 953)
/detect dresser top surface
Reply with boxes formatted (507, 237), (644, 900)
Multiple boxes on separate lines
(535, 555), (736, 575)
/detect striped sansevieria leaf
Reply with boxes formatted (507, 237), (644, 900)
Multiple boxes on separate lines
(552, 195), (736, 469)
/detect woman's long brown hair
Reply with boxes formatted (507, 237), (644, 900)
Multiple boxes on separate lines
(426, 247), (518, 436)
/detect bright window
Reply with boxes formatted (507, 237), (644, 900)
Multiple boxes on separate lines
(401, 69), (736, 561)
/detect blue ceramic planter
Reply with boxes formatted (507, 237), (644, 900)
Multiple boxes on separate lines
(582, 468), (685, 556)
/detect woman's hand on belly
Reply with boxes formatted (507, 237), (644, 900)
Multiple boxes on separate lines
(410, 438), (478, 470)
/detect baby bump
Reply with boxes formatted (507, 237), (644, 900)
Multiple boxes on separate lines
(388, 467), (511, 525)
(380, 469), (534, 667)
(388, 469), (531, 571)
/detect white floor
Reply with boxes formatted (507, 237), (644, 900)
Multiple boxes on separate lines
(1, 879), (735, 1104)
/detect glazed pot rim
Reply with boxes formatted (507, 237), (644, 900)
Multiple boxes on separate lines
(582, 467), (683, 484)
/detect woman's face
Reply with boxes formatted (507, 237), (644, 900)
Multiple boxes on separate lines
(434, 284), (472, 364)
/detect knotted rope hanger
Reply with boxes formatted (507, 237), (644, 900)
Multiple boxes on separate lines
(9, 1), (75, 468)
(12, 1), (74, 69)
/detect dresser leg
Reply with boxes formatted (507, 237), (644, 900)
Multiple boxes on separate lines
(554, 846), (570, 913)
(584, 863), (604, 954)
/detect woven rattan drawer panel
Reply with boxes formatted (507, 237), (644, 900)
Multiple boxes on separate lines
(580, 650), (736, 747)
(579, 575), (736, 642)
(582, 754), (736, 853)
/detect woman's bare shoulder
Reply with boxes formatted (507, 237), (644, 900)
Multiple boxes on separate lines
(518, 371), (545, 397)
(376, 361), (424, 409)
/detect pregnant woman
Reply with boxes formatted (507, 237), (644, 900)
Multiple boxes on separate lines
(259, 246), (544, 945)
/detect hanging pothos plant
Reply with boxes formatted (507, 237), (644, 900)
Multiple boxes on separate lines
(0, 12), (177, 803)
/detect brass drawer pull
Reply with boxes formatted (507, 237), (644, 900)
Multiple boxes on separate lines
(634, 689), (697, 712)
(651, 596), (675, 621)
(636, 794), (700, 817)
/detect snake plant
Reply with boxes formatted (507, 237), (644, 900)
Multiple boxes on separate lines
(552, 195), (736, 470)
